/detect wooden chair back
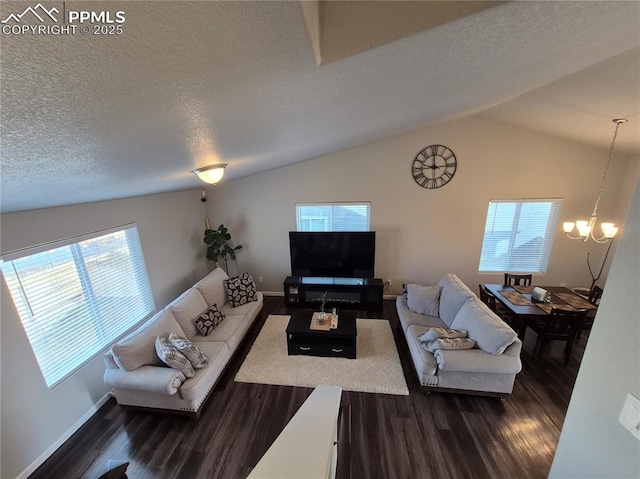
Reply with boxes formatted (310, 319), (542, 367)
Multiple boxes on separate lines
(588, 285), (603, 304)
(504, 273), (532, 286)
(478, 284), (497, 312)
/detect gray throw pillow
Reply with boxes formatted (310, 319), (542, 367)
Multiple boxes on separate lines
(450, 298), (518, 355)
(417, 327), (468, 343)
(422, 337), (476, 353)
(168, 332), (209, 369)
(406, 284), (441, 317)
(155, 336), (195, 378)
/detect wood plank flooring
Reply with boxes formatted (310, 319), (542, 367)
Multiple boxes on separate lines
(29, 297), (588, 479)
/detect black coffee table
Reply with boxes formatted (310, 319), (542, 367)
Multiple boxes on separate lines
(286, 310), (357, 359)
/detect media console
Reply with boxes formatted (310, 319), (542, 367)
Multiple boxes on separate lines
(284, 276), (384, 311)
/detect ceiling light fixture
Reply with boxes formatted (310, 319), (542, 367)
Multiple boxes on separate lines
(192, 164), (227, 184)
(562, 119), (626, 243)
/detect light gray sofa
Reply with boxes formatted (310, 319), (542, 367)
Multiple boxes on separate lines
(396, 273), (522, 399)
(103, 267), (263, 417)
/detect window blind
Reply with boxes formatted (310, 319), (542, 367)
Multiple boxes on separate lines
(478, 199), (562, 274)
(296, 203), (370, 231)
(1, 224), (154, 388)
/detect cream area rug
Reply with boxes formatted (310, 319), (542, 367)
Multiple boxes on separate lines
(235, 315), (409, 395)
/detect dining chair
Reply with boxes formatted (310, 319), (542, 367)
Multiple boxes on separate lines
(504, 273), (533, 286)
(528, 307), (588, 365)
(478, 284), (497, 312)
(588, 285), (603, 304)
(578, 285), (603, 339)
(478, 284), (527, 340)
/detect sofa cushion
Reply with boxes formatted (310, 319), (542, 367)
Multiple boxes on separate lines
(396, 297), (445, 332)
(193, 314), (251, 352)
(155, 336), (195, 378)
(422, 337), (476, 353)
(111, 309), (186, 371)
(437, 274), (476, 326)
(178, 341), (231, 402)
(417, 327), (467, 342)
(169, 332), (209, 368)
(450, 298), (518, 355)
(168, 288), (209, 339)
(220, 292), (263, 317)
(194, 305), (225, 336)
(225, 273), (258, 307)
(406, 284), (441, 317)
(195, 268), (229, 309)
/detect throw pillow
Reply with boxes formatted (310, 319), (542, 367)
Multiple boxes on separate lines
(155, 336), (195, 378)
(450, 298), (518, 355)
(422, 338), (476, 353)
(406, 284), (441, 317)
(225, 272), (258, 307)
(168, 332), (209, 369)
(194, 304), (225, 336)
(417, 327), (468, 343)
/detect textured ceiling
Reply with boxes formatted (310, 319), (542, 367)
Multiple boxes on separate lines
(1, 1), (639, 213)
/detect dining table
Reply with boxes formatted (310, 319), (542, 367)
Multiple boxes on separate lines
(483, 284), (598, 319)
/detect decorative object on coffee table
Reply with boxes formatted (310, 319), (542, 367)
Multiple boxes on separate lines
(317, 291), (329, 323)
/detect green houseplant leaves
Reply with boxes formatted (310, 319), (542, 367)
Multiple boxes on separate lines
(203, 224), (242, 272)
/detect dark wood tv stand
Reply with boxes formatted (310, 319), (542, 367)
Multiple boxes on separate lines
(283, 276), (383, 311)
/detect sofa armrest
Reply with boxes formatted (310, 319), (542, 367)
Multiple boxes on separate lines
(501, 338), (522, 358)
(104, 365), (186, 395)
(434, 348), (522, 374)
(104, 351), (120, 370)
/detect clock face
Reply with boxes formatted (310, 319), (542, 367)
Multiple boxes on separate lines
(412, 145), (457, 189)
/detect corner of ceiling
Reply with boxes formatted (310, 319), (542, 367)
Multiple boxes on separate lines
(299, 0), (322, 66)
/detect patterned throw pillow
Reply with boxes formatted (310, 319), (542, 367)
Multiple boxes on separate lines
(225, 272), (258, 307)
(168, 332), (209, 369)
(193, 304), (225, 336)
(422, 337), (476, 353)
(155, 336), (195, 378)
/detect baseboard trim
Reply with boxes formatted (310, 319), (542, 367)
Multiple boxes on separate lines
(16, 393), (112, 479)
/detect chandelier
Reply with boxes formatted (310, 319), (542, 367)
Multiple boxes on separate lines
(562, 119), (626, 243)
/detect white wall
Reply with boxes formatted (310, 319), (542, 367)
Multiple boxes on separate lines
(0, 189), (208, 479)
(205, 117), (637, 294)
(549, 177), (640, 478)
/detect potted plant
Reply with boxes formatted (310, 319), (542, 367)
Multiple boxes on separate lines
(317, 291), (329, 323)
(203, 224), (242, 273)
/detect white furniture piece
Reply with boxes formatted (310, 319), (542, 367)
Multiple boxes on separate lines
(103, 267), (263, 417)
(397, 274), (522, 399)
(248, 385), (343, 479)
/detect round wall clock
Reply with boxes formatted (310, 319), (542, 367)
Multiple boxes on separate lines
(412, 144), (457, 189)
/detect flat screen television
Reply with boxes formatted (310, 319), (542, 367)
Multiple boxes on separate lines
(289, 231), (376, 278)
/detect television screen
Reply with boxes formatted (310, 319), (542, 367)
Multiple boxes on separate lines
(289, 232), (376, 278)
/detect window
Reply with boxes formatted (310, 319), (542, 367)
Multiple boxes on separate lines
(1, 224), (154, 388)
(296, 203), (370, 231)
(478, 199), (562, 274)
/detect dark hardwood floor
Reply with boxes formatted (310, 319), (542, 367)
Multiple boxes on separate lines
(30, 297), (589, 479)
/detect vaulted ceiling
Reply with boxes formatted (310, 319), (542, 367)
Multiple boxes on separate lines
(1, 1), (639, 213)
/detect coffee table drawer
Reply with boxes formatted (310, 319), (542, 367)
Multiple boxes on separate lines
(287, 340), (356, 359)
